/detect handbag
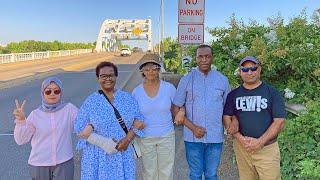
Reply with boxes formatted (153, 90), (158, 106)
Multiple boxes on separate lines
(98, 90), (142, 159)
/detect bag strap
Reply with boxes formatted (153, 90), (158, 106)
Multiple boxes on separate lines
(98, 90), (128, 134)
(98, 90), (140, 157)
(99, 90), (141, 158)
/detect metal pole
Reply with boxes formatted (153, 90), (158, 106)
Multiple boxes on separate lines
(158, 10), (161, 60)
(180, 44), (183, 69)
(161, 0), (164, 63)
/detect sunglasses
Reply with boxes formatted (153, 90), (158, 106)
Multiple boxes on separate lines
(44, 89), (61, 95)
(141, 66), (160, 72)
(240, 66), (258, 73)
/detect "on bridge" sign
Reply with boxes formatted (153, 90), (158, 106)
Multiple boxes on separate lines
(178, 24), (204, 44)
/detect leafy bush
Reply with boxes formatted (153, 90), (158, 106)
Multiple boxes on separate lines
(163, 10), (320, 103)
(278, 100), (320, 179)
(162, 37), (186, 74)
(207, 11), (320, 103)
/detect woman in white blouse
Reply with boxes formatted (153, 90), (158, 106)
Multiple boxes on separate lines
(132, 59), (177, 180)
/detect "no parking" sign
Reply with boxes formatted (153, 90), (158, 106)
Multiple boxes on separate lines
(178, 0), (205, 44)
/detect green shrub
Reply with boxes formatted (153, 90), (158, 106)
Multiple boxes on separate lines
(278, 100), (320, 179)
(163, 10), (320, 103)
(207, 11), (320, 103)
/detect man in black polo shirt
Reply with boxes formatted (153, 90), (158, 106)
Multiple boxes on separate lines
(223, 56), (286, 180)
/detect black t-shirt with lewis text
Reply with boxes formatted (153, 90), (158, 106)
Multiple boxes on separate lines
(223, 82), (286, 138)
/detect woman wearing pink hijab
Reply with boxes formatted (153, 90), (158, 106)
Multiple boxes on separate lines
(13, 76), (78, 180)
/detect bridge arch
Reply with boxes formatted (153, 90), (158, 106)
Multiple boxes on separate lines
(95, 19), (152, 52)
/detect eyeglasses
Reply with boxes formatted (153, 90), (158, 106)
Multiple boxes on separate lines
(99, 74), (116, 80)
(141, 66), (160, 72)
(196, 55), (212, 60)
(240, 66), (258, 72)
(44, 89), (61, 95)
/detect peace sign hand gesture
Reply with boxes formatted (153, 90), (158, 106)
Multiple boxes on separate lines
(13, 99), (27, 121)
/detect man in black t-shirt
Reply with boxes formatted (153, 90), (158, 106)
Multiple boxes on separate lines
(223, 56), (286, 180)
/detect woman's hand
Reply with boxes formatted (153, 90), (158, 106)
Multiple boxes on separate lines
(79, 124), (94, 139)
(115, 137), (131, 152)
(133, 119), (145, 130)
(13, 99), (26, 121)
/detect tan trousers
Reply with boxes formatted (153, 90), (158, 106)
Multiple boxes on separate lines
(233, 139), (281, 180)
(138, 131), (175, 180)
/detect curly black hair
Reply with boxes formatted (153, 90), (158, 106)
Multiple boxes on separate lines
(95, 61), (118, 78)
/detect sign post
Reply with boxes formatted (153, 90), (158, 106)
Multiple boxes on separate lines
(178, 0), (205, 71)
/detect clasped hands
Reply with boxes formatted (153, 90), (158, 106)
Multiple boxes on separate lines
(238, 135), (264, 153)
(226, 116), (263, 153)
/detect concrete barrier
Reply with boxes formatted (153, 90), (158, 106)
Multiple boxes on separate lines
(285, 103), (306, 116)
(0, 49), (92, 64)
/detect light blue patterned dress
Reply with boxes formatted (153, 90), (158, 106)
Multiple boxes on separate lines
(74, 90), (144, 180)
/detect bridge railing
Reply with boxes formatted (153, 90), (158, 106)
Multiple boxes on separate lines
(0, 49), (92, 64)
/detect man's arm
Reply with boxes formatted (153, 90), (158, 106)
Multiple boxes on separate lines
(172, 104), (181, 117)
(223, 115), (239, 135)
(257, 86), (286, 145)
(172, 74), (189, 124)
(223, 115), (232, 131)
(183, 117), (206, 138)
(245, 118), (285, 153)
(172, 104), (206, 138)
(233, 132), (247, 145)
(259, 118), (285, 145)
(172, 104), (186, 125)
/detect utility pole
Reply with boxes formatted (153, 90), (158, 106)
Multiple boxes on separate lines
(161, 0), (164, 63)
(158, 14), (161, 60)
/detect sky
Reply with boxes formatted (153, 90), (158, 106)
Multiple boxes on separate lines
(0, 0), (319, 49)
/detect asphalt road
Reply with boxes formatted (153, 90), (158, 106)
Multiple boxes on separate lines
(0, 53), (146, 180)
(0, 52), (238, 180)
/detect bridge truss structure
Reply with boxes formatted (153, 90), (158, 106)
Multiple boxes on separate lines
(95, 19), (152, 52)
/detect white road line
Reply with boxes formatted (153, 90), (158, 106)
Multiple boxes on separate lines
(0, 134), (14, 136)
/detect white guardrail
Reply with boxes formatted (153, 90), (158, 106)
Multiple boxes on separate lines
(0, 49), (92, 64)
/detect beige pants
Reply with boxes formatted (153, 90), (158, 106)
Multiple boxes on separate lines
(138, 131), (175, 180)
(233, 139), (281, 180)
